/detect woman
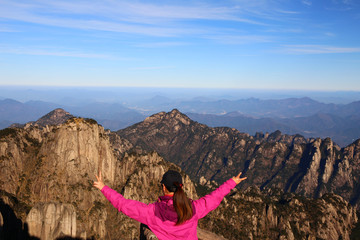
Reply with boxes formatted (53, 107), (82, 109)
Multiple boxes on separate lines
(94, 170), (246, 240)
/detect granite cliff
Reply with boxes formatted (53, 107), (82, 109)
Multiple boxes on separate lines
(0, 116), (117, 239)
(0, 109), (359, 239)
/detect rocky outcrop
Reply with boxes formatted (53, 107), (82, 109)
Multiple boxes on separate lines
(26, 202), (77, 240)
(119, 152), (197, 202)
(117, 109), (360, 210)
(0, 117), (117, 238)
(199, 186), (358, 240)
(197, 227), (228, 240)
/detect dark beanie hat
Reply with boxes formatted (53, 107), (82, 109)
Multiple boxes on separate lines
(161, 170), (183, 191)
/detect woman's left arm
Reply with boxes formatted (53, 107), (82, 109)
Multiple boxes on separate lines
(193, 171), (247, 219)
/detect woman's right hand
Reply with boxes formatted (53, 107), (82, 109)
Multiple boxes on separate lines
(94, 171), (105, 190)
(232, 172), (247, 184)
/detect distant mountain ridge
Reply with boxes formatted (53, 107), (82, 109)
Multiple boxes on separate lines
(1, 96), (360, 146)
(187, 111), (360, 147)
(133, 96), (344, 117)
(178, 97), (336, 117)
(0, 98), (59, 125)
(136, 96), (360, 119)
(0, 99), (145, 130)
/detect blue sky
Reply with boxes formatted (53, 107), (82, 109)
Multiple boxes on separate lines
(1, 0), (360, 90)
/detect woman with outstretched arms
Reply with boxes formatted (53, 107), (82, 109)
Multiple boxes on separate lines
(94, 170), (246, 240)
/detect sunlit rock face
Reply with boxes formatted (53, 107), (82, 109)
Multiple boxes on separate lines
(198, 186), (358, 240)
(0, 115), (117, 238)
(26, 203), (77, 240)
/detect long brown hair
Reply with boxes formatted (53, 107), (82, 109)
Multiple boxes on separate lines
(172, 182), (193, 225)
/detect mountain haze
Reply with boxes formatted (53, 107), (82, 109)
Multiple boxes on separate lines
(2, 96), (360, 146)
(0, 99), (146, 131)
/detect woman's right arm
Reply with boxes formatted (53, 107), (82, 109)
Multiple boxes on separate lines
(193, 171), (246, 219)
(94, 171), (153, 224)
(101, 186), (153, 224)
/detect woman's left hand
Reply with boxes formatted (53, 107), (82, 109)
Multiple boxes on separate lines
(94, 171), (105, 190)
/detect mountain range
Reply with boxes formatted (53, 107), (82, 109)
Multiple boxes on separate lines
(1, 96), (360, 147)
(117, 109), (360, 207)
(0, 108), (359, 239)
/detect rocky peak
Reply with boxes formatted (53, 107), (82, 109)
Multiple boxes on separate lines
(350, 139), (360, 150)
(143, 109), (191, 126)
(35, 108), (74, 127)
(262, 130), (307, 145)
(168, 109), (191, 124)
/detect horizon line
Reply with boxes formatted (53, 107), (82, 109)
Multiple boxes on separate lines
(1, 84), (360, 93)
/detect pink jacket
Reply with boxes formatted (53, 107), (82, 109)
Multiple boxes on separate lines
(101, 178), (237, 240)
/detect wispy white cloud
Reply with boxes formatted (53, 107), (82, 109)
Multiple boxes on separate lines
(332, 0), (354, 5)
(265, 28), (303, 33)
(325, 32), (336, 37)
(207, 34), (273, 45)
(0, 0), (263, 37)
(327, 0), (357, 11)
(129, 66), (174, 70)
(111, 2), (246, 22)
(28, 0), (241, 22)
(0, 0), (299, 38)
(134, 42), (189, 48)
(2, 0), (357, 52)
(279, 45), (360, 54)
(302, 0), (312, 6)
(0, 26), (19, 32)
(275, 9), (300, 14)
(0, 45), (118, 59)
(0, 7), (190, 37)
